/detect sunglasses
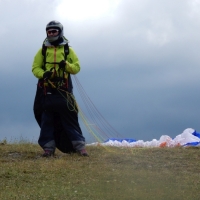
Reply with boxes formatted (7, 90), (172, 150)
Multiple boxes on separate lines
(47, 29), (59, 34)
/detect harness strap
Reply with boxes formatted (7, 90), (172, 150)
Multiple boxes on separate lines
(41, 38), (72, 92)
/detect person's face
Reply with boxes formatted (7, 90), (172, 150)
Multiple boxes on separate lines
(46, 29), (59, 36)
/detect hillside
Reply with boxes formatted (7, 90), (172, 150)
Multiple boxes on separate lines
(0, 143), (200, 200)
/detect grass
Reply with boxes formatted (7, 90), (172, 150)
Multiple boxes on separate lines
(0, 142), (200, 200)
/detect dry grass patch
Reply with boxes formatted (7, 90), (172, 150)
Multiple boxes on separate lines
(0, 143), (200, 199)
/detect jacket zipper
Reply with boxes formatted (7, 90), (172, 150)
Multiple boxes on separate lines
(53, 47), (57, 76)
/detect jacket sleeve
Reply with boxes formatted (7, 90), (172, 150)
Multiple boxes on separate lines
(32, 48), (44, 79)
(66, 47), (81, 74)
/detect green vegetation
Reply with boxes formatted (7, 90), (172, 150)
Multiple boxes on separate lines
(0, 142), (200, 200)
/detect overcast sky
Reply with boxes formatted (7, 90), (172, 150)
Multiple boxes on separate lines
(0, 0), (200, 143)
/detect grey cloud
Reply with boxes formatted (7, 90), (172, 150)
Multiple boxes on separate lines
(1, 0), (200, 143)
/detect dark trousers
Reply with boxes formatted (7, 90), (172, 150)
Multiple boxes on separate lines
(38, 90), (85, 152)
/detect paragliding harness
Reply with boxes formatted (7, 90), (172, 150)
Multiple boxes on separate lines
(33, 39), (78, 153)
(41, 40), (73, 93)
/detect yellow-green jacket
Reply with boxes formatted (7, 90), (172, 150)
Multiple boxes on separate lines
(32, 38), (80, 79)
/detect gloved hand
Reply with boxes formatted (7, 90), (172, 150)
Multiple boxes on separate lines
(43, 71), (53, 80)
(59, 60), (66, 69)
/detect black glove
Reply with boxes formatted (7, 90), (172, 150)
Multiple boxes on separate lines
(59, 60), (66, 69)
(43, 71), (53, 80)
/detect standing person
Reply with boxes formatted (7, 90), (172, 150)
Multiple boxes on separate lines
(32, 20), (88, 157)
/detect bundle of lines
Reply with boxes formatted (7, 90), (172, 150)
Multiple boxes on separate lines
(73, 75), (122, 143)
